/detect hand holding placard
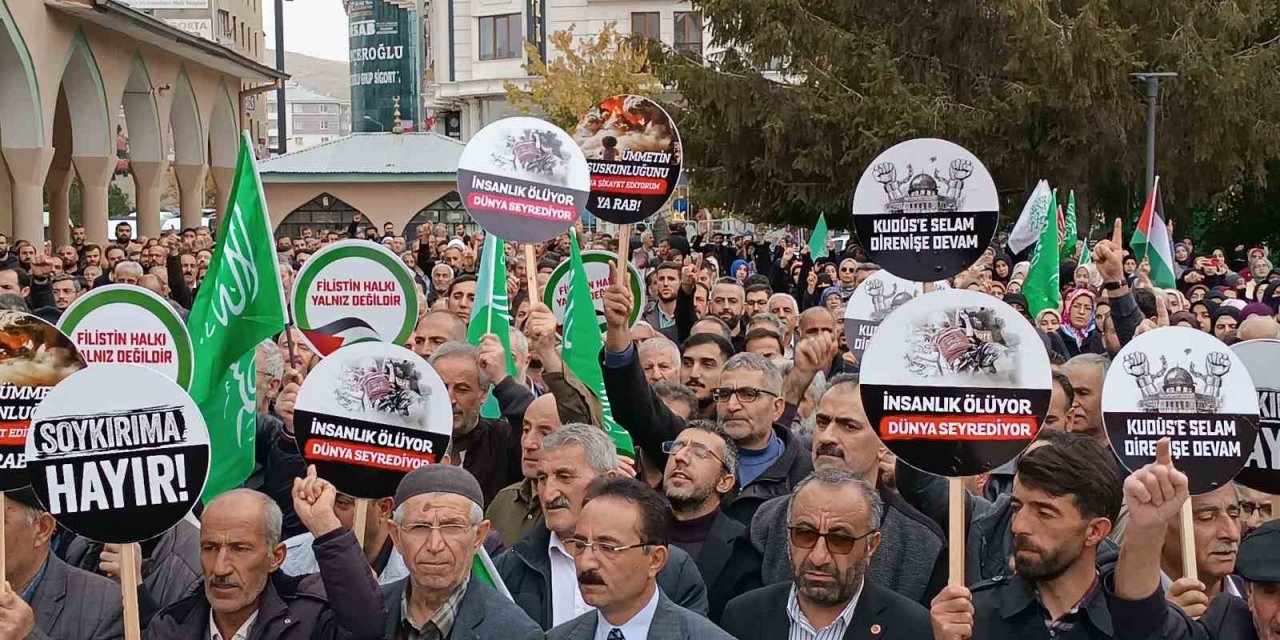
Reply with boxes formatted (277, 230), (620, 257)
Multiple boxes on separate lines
(293, 465), (343, 538)
(929, 585), (974, 640)
(478, 334), (512, 386)
(602, 267), (634, 354)
(0, 582), (34, 639)
(99, 543), (143, 586)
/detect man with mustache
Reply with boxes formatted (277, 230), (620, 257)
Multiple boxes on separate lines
(494, 424), (708, 630)
(642, 262), (684, 341)
(748, 374), (947, 605)
(661, 421), (762, 622)
(1160, 482), (1245, 618)
(146, 468), (385, 639)
(930, 436), (1200, 640)
(549, 477), (735, 640)
(709, 281), (747, 348)
(378, 464), (542, 639)
(722, 468), (931, 639)
(1199, 519), (1280, 640)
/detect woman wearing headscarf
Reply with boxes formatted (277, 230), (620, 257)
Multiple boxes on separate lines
(730, 258), (753, 286)
(1036, 308), (1062, 333)
(992, 253), (1013, 283)
(1212, 306), (1242, 343)
(1262, 281), (1280, 315)
(1058, 289), (1105, 356)
(1170, 311), (1199, 329)
(1189, 299), (1215, 332)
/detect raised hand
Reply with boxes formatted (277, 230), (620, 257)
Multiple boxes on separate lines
(1122, 438), (1189, 533)
(930, 585), (973, 640)
(0, 582), (33, 639)
(1093, 218), (1126, 283)
(602, 264), (635, 354)
(478, 333), (511, 384)
(292, 465), (343, 537)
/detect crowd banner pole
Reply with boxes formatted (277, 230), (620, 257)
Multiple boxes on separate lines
(616, 225), (631, 286)
(353, 497), (370, 547)
(121, 544), (142, 640)
(1180, 501), (1198, 581)
(524, 243), (540, 298)
(948, 478), (965, 587)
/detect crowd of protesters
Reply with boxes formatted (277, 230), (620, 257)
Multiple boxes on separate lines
(0, 211), (1274, 640)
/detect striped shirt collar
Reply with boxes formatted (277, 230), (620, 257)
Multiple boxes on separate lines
(400, 577), (469, 640)
(785, 582), (862, 640)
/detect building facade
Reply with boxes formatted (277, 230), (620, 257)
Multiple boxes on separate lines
(267, 82), (351, 152)
(0, 0), (283, 245)
(418, 0), (711, 141)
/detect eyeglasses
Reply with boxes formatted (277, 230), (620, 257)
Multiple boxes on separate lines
(711, 386), (779, 403)
(563, 538), (653, 559)
(1239, 501), (1273, 519)
(662, 440), (729, 471)
(839, 268), (855, 273)
(788, 526), (877, 554)
(397, 521), (475, 541)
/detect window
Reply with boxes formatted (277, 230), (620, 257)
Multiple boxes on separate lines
(478, 14), (522, 61)
(674, 12), (702, 54)
(217, 10), (231, 37)
(631, 12), (660, 41)
(294, 137), (303, 146)
(320, 120), (330, 130)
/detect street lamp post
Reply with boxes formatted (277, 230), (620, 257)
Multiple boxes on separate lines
(363, 115), (386, 132)
(274, 0), (292, 154)
(1130, 71), (1177, 195)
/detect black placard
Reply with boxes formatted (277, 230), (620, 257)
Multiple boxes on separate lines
(1104, 327), (1259, 495)
(571, 95), (683, 224)
(1231, 339), (1278, 493)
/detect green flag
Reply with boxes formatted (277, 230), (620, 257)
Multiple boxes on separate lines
(1063, 190), (1079, 258)
(1025, 188), (1061, 317)
(189, 132), (287, 501)
(471, 547), (512, 600)
(808, 213), (829, 259)
(1079, 238), (1092, 272)
(466, 234), (515, 419)
(563, 228), (635, 456)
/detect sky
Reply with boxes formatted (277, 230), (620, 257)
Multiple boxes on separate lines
(263, 0), (351, 61)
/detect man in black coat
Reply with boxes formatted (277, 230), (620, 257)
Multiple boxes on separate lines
(721, 468), (931, 640)
(145, 475), (385, 640)
(662, 421), (762, 622)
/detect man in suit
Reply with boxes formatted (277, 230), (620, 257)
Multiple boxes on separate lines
(548, 477), (733, 640)
(494, 424), (709, 630)
(750, 374), (945, 605)
(722, 468), (931, 640)
(0, 488), (123, 639)
(662, 420), (762, 622)
(379, 464), (542, 639)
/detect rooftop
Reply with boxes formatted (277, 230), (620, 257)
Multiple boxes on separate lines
(258, 132), (464, 183)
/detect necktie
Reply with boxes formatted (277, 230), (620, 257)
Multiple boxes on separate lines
(607, 629), (625, 640)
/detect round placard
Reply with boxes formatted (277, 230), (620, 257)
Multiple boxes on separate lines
(457, 116), (588, 243)
(542, 250), (644, 331)
(844, 271), (948, 362)
(851, 138), (999, 282)
(58, 285), (194, 389)
(571, 94), (683, 224)
(294, 342), (453, 499)
(859, 289), (1051, 477)
(292, 239), (420, 357)
(0, 311), (86, 490)
(24, 364), (209, 543)
(1103, 327), (1259, 495)
(1230, 339), (1278, 493)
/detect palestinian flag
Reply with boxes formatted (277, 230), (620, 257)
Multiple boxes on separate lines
(1133, 177), (1176, 289)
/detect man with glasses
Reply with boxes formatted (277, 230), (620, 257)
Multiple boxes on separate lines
(750, 375), (947, 606)
(1237, 485), (1275, 537)
(722, 468), (931, 639)
(661, 421), (762, 622)
(549, 477), (735, 640)
(379, 464), (542, 639)
(494, 424), (708, 630)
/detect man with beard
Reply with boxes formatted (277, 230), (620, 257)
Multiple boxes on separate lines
(722, 468), (931, 639)
(429, 341), (518, 506)
(548, 477), (734, 640)
(750, 373), (947, 606)
(744, 284), (771, 318)
(113, 222), (132, 246)
(930, 436), (1199, 640)
(661, 421), (762, 622)
(494, 425), (708, 630)
(767, 293), (800, 354)
(709, 281), (746, 348)
(643, 262), (682, 340)
(57, 245), (79, 275)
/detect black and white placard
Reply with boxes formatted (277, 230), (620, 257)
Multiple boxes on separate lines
(851, 138), (998, 282)
(1104, 327), (1258, 495)
(24, 364), (208, 543)
(294, 342), (453, 499)
(844, 271), (948, 362)
(860, 289), (1051, 477)
(1231, 339), (1278, 494)
(570, 95), (683, 224)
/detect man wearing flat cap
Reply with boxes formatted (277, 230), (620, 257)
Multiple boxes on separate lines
(380, 463), (543, 640)
(0, 487), (123, 639)
(1199, 518), (1280, 640)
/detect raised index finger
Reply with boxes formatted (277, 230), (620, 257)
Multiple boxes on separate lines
(1112, 218), (1123, 246)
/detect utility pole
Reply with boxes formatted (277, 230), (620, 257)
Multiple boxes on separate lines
(274, 0), (289, 154)
(1130, 72), (1177, 195)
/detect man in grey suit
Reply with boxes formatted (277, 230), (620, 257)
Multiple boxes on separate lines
(3, 488), (124, 639)
(548, 477), (732, 640)
(379, 464), (541, 639)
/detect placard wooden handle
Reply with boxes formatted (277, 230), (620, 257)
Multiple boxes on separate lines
(1180, 499), (1198, 582)
(121, 544), (141, 640)
(948, 477), (965, 587)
